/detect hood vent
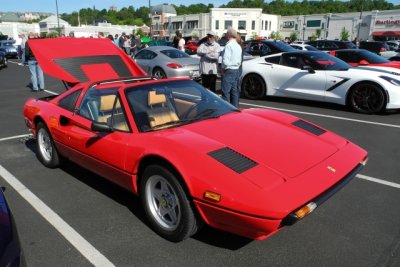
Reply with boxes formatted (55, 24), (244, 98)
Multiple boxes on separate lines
(208, 147), (258, 174)
(292, 119), (326, 136)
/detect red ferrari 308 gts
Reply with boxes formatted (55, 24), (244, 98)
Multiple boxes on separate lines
(23, 38), (368, 242)
(330, 49), (400, 69)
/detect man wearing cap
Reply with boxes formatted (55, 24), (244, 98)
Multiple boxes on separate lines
(197, 31), (221, 92)
(221, 27), (242, 108)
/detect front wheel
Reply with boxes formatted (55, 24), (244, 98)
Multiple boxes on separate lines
(348, 83), (386, 114)
(140, 165), (201, 242)
(36, 122), (61, 168)
(241, 74), (266, 99)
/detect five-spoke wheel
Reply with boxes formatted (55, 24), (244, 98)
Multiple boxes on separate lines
(348, 83), (386, 114)
(140, 165), (201, 242)
(36, 122), (61, 168)
(241, 74), (266, 100)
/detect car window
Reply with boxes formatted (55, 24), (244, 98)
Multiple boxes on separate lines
(135, 50), (157, 60)
(335, 51), (360, 63)
(125, 80), (237, 132)
(280, 54), (310, 69)
(160, 49), (189, 59)
(265, 55), (280, 64)
(78, 87), (130, 132)
(58, 89), (82, 112)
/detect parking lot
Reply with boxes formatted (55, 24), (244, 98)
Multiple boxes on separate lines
(1, 60), (399, 266)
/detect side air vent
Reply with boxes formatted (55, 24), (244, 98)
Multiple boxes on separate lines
(292, 120), (326, 136)
(208, 147), (258, 174)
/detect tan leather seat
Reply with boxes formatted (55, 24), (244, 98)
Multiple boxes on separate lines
(147, 91), (179, 128)
(97, 95), (118, 123)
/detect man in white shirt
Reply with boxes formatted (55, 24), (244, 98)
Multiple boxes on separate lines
(178, 33), (185, 52)
(221, 27), (242, 107)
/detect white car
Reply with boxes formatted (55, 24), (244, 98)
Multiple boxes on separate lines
(290, 44), (319, 51)
(240, 51), (400, 114)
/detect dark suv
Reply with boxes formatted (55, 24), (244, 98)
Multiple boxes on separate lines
(244, 40), (295, 56)
(306, 40), (357, 51)
(359, 41), (390, 54)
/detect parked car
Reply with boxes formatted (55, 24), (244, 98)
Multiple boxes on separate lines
(306, 40), (357, 51)
(240, 51), (400, 114)
(185, 40), (199, 55)
(359, 41), (400, 61)
(133, 46), (201, 80)
(23, 37), (368, 242)
(244, 40), (295, 56)
(290, 43), (319, 51)
(0, 51), (7, 69)
(386, 40), (400, 51)
(0, 40), (18, 58)
(329, 49), (400, 69)
(0, 187), (26, 266)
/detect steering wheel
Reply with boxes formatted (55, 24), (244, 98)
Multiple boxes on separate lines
(181, 102), (200, 119)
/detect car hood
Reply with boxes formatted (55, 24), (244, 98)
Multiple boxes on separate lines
(27, 38), (147, 84)
(356, 65), (400, 75)
(179, 110), (339, 179)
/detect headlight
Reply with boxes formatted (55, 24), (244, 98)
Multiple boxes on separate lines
(380, 75), (400, 86)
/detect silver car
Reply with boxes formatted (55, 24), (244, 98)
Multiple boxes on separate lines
(133, 46), (201, 80)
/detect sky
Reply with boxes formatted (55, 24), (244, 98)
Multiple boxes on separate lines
(2, 0), (400, 14)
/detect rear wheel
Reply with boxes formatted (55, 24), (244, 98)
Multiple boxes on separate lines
(241, 74), (266, 99)
(140, 165), (200, 242)
(36, 122), (61, 168)
(152, 68), (167, 79)
(348, 83), (386, 114)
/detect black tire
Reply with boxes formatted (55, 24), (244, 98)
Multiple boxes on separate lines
(36, 122), (61, 168)
(241, 74), (266, 99)
(348, 83), (386, 114)
(140, 164), (200, 242)
(152, 67), (167, 79)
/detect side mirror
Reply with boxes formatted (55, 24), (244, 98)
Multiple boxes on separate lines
(91, 121), (113, 133)
(302, 65), (315, 73)
(359, 59), (369, 65)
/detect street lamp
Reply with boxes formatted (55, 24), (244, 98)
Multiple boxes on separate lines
(357, 0), (364, 41)
(55, 0), (60, 36)
(148, 0), (152, 37)
(302, 15), (306, 41)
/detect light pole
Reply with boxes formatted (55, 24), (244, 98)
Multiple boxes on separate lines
(148, 0), (152, 37)
(357, 0), (364, 41)
(55, 0), (60, 36)
(302, 15), (306, 41)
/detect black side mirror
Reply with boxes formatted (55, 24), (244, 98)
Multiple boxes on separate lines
(91, 121), (113, 133)
(302, 65), (315, 73)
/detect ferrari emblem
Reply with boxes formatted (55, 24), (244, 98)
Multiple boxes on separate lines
(327, 166), (336, 173)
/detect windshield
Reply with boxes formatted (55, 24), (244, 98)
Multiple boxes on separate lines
(125, 80), (238, 132)
(306, 52), (351, 71)
(160, 49), (189, 59)
(356, 50), (390, 63)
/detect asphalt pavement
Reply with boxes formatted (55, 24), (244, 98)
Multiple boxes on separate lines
(0, 59), (399, 267)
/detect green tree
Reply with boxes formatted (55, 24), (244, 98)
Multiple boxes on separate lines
(315, 29), (321, 39)
(289, 32), (297, 42)
(340, 27), (350, 41)
(270, 31), (282, 40)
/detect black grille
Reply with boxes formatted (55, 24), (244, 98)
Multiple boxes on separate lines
(292, 120), (326, 136)
(208, 147), (257, 174)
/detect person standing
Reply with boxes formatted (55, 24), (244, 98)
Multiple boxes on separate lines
(25, 35), (44, 92)
(197, 31), (221, 92)
(178, 33), (185, 52)
(221, 27), (242, 107)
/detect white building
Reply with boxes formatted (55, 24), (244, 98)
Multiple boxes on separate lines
(160, 7), (279, 40)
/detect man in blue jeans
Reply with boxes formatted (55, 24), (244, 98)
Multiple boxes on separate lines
(221, 27), (242, 108)
(25, 35), (44, 92)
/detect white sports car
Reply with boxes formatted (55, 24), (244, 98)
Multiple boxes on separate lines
(240, 51), (400, 114)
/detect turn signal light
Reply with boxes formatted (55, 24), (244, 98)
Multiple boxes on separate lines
(294, 202), (317, 219)
(204, 191), (222, 202)
(360, 156), (368, 166)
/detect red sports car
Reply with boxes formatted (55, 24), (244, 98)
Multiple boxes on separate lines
(23, 38), (368, 242)
(330, 49), (400, 69)
(185, 40), (199, 54)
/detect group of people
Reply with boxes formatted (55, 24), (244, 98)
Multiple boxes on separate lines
(197, 27), (243, 108)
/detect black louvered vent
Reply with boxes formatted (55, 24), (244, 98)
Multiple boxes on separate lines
(208, 147), (258, 174)
(292, 120), (326, 136)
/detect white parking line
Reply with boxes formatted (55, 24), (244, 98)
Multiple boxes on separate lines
(0, 165), (116, 267)
(0, 134), (31, 142)
(356, 174), (400, 189)
(240, 102), (400, 129)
